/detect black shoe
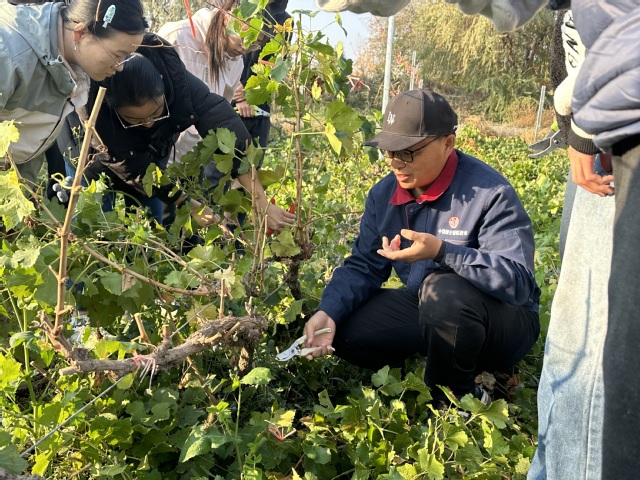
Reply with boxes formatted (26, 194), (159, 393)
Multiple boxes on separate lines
(471, 384), (492, 406)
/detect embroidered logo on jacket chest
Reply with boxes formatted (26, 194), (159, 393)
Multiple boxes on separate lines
(438, 216), (468, 236)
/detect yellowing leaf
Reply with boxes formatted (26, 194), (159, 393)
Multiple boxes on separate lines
(0, 120), (20, 157)
(0, 170), (35, 229)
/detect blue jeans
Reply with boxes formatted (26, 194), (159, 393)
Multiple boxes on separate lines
(528, 187), (614, 479)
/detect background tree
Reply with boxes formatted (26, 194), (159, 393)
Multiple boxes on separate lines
(355, 0), (554, 121)
(142, 0), (211, 33)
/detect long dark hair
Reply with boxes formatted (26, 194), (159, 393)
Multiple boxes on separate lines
(205, 0), (237, 86)
(103, 54), (164, 109)
(62, 0), (148, 39)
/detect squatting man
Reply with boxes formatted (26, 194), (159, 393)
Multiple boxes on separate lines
(302, 89), (541, 404)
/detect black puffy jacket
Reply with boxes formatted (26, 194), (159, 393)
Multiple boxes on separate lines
(85, 33), (252, 204)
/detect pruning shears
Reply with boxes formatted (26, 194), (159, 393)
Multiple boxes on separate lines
(276, 328), (333, 361)
(528, 129), (566, 158)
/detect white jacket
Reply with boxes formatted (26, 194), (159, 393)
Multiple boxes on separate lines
(158, 8), (244, 101)
(158, 8), (244, 161)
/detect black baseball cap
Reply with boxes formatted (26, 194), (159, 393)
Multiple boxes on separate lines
(364, 90), (458, 151)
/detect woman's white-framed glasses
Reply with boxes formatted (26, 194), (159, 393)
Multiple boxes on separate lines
(96, 37), (136, 68)
(114, 96), (171, 129)
(384, 136), (441, 164)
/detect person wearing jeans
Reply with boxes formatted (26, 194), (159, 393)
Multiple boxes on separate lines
(301, 90), (540, 402)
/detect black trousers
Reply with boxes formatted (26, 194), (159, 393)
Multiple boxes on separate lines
(602, 137), (640, 480)
(333, 272), (540, 398)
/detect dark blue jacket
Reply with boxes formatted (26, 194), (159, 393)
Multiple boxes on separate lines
(318, 150), (540, 324)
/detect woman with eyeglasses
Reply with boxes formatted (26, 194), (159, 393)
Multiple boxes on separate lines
(0, 0), (147, 188)
(82, 34), (294, 231)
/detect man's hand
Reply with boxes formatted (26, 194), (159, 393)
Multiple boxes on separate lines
(303, 311), (336, 360)
(266, 202), (296, 232)
(569, 147), (614, 196)
(377, 229), (443, 262)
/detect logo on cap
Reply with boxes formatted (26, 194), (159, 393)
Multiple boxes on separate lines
(449, 217), (460, 229)
(387, 112), (396, 125)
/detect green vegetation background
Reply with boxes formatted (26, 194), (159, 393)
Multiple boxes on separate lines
(0, 1), (567, 478)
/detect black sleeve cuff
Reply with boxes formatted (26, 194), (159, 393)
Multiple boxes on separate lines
(568, 129), (600, 155)
(433, 241), (446, 263)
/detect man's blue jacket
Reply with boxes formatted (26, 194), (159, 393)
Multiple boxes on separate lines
(318, 149), (540, 324)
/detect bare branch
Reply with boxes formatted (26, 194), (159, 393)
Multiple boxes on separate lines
(78, 242), (219, 297)
(58, 315), (267, 376)
(55, 87), (107, 331)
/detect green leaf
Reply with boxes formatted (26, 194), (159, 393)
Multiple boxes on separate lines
(213, 154), (235, 175)
(240, 367), (273, 386)
(0, 120), (20, 157)
(307, 40), (335, 56)
(418, 451), (444, 480)
(283, 299), (304, 324)
(9, 331), (36, 348)
(270, 57), (292, 83)
(479, 399), (509, 429)
(12, 236), (43, 268)
(325, 101), (363, 134)
(515, 455), (531, 474)
(302, 443), (331, 465)
(257, 167), (285, 188)
(181, 435), (211, 463)
(180, 425), (229, 463)
(484, 426), (509, 456)
(215, 128), (236, 154)
(99, 272), (123, 296)
(270, 230), (301, 257)
(0, 432), (28, 475)
(324, 123), (342, 155)
(0, 170), (35, 229)
(311, 81), (322, 100)
(272, 409), (296, 428)
(94, 340), (123, 359)
(33, 256), (59, 306)
(0, 353), (22, 391)
(442, 424), (468, 451)
(142, 164), (164, 197)
(117, 373), (135, 390)
(164, 270), (200, 290)
(371, 366), (404, 396)
(395, 464), (418, 479)
(94, 465), (128, 477)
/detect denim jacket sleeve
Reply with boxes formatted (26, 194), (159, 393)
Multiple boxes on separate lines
(318, 191), (393, 324)
(439, 184), (538, 307)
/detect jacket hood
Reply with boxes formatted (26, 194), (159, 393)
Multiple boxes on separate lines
(0, 1), (76, 97)
(191, 8), (215, 45)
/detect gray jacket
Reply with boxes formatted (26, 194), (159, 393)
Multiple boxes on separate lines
(0, 1), (88, 167)
(571, 1), (640, 149)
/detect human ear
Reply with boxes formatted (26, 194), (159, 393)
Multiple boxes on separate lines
(72, 24), (90, 43)
(444, 134), (456, 152)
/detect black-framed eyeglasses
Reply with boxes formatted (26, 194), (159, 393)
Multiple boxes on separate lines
(383, 136), (442, 164)
(114, 96), (171, 129)
(96, 36), (136, 68)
